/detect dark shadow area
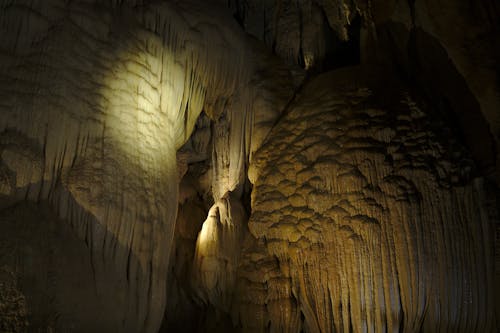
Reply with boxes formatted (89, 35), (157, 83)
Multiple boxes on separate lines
(0, 198), (140, 332)
(323, 14), (361, 71)
(377, 22), (497, 181)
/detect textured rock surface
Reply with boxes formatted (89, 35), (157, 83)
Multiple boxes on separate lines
(220, 0), (500, 182)
(0, 1), (256, 331)
(0, 1), (498, 332)
(193, 192), (247, 311)
(218, 0), (367, 70)
(242, 68), (497, 332)
(372, 0), (500, 183)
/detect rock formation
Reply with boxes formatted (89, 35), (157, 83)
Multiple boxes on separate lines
(242, 68), (496, 332)
(0, 0), (498, 332)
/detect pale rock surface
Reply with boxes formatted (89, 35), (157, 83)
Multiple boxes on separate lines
(241, 67), (497, 332)
(0, 0), (261, 331)
(0, 1), (498, 332)
(193, 192), (247, 312)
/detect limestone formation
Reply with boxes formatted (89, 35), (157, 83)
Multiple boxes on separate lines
(0, 0), (498, 332)
(243, 68), (496, 332)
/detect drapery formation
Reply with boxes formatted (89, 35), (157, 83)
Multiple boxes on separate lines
(0, 0), (498, 332)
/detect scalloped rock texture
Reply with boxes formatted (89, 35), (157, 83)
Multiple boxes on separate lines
(222, 0), (500, 181)
(242, 69), (497, 332)
(0, 0), (498, 332)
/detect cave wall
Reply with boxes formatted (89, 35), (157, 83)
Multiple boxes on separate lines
(218, 0), (500, 182)
(0, 202), (131, 332)
(0, 0), (258, 331)
(0, 0), (498, 332)
(372, 0), (500, 183)
(240, 68), (496, 332)
(178, 1), (500, 331)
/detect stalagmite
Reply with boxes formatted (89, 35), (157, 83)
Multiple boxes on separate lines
(192, 192), (247, 312)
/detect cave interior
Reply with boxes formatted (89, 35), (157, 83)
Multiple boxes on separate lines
(0, 0), (499, 332)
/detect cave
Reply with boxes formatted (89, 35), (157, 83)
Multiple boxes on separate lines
(0, 1), (498, 332)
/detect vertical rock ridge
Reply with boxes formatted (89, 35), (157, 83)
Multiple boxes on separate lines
(0, 1), (258, 331)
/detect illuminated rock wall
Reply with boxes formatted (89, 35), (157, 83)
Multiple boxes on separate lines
(239, 68), (497, 332)
(0, 1), (253, 331)
(0, 0), (497, 332)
